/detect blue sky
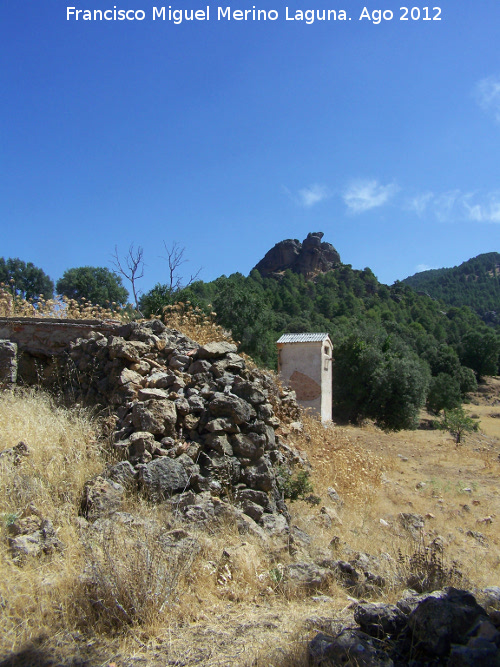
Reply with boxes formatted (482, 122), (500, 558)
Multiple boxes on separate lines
(1, 0), (500, 298)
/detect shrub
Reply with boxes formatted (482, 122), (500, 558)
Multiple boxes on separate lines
(398, 538), (465, 593)
(77, 521), (198, 631)
(436, 406), (480, 444)
(277, 467), (316, 503)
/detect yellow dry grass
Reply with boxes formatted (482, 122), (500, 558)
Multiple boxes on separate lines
(0, 390), (107, 656)
(161, 302), (232, 345)
(1, 333), (500, 665)
(0, 286), (125, 320)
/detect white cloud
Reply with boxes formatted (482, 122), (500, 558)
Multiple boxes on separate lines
(475, 75), (500, 123)
(297, 184), (330, 207)
(343, 179), (398, 214)
(462, 192), (500, 223)
(416, 263), (437, 273)
(408, 192), (434, 216)
(408, 188), (500, 224)
(433, 190), (462, 222)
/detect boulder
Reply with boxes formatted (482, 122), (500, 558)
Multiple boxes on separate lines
(132, 399), (177, 436)
(0, 441), (29, 469)
(308, 629), (393, 667)
(209, 393), (255, 424)
(106, 460), (138, 489)
(399, 512), (425, 538)
(231, 433), (264, 460)
(354, 602), (407, 638)
(241, 458), (275, 492)
(138, 458), (190, 501)
(286, 562), (330, 590)
(198, 341), (238, 359)
(407, 588), (489, 657)
(108, 337), (149, 363)
(81, 475), (125, 519)
(9, 517), (63, 560)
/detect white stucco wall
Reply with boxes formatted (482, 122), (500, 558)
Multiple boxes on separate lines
(278, 338), (332, 421)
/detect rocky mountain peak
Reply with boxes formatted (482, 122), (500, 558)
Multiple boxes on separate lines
(253, 232), (341, 279)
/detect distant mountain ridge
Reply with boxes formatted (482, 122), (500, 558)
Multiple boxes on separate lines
(403, 252), (500, 324)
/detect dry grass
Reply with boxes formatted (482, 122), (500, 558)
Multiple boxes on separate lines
(0, 389), (108, 656)
(275, 396), (500, 604)
(1, 335), (500, 664)
(0, 286), (126, 320)
(0, 390), (295, 663)
(0, 389), (105, 519)
(292, 414), (385, 502)
(161, 302), (238, 347)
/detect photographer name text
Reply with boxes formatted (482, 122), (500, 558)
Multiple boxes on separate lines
(66, 6), (443, 25)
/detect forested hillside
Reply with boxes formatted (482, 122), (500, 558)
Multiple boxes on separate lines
(403, 252), (500, 324)
(140, 238), (500, 430)
(4, 238), (499, 432)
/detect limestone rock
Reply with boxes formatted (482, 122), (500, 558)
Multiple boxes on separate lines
(9, 517), (63, 561)
(399, 512), (425, 538)
(0, 441), (29, 469)
(286, 562), (331, 590)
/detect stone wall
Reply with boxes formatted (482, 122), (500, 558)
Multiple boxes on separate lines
(0, 317), (303, 533)
(0, 317), (121, 356)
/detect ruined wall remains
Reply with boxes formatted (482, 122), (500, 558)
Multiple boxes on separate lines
(1, 317), (304, 534)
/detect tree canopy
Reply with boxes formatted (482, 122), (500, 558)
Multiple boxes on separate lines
(0, 257), (54, 300)
(56, 266), (128, 307)
(403, 252), (500, 324)
(140, 260), (499, 429)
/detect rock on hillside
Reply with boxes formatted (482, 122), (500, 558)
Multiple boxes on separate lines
(253, 232), (341, 279)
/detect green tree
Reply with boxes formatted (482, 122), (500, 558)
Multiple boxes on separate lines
(0, 257), (54, 300)
(371, 351), (431, 430)
(436, 407), (479, 444)
(457, 366), (477, 395)
(460, 329), (500, 379)
(332, 330), (430, 430)
(426, 373), (462, 415)
(56, 267), (128, 307)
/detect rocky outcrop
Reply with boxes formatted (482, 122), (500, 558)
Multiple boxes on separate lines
(309, 587), (500, 666)
(58, 320), (301, 532)
(253, 232), (341, 279)
(7, 505), (63, 561)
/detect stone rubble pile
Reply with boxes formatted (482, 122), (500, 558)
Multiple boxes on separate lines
(309, 586), (500, 666)
(65, 320), (301, 529)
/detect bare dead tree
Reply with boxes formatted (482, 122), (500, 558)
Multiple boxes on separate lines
(111, 244), (144, 313)
(162, 241), (201, 296)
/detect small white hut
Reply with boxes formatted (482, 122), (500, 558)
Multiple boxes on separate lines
(276, 333), (332, 422)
